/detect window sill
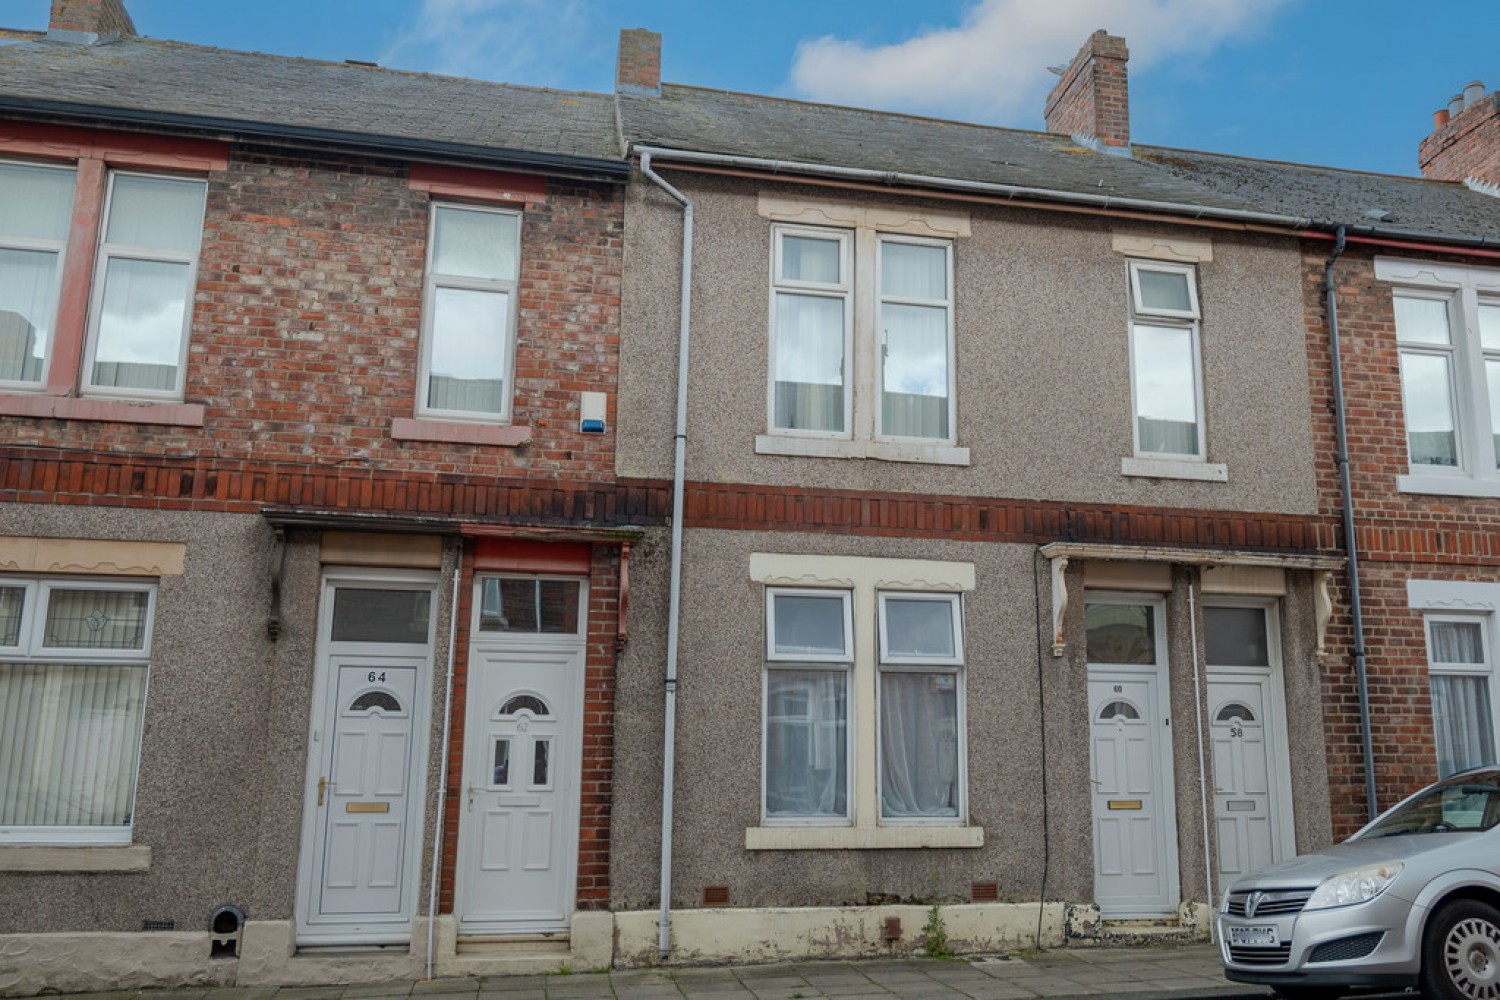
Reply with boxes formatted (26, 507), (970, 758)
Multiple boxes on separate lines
(755, 434), (970, 466)
(1396, 473), (1500, 499)
(0, 844), (150, 872)
(0, 394), (205, 427)
(745, 825), (984, 850)
(390, 417), (532, 447)
(1121, 456), (1228, 482)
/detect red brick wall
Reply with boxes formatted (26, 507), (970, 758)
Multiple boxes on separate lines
(2, 142), (623, 488)
(49, 0), (134, 36)
(1304, 240), (1500, 837)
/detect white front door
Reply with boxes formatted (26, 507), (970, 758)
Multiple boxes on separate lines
(297, 576), (436, 944)
(1086, 596), (1178, 917)
(456, 576), (586, 935)
(1204, 603), (1294, 882)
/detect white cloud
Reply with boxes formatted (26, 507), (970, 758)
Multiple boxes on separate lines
(380, 0), (597, 84)
(788, 0), (1291, 124)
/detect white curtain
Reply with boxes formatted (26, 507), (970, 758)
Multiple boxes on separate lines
(0, 663), (146, 827)
(775, 292), (845, 432)
(880, 672), (958, 817)
(1430, 675), (1494, 778)
(0, 248), (56, 383)
(765, 669), (847, 818)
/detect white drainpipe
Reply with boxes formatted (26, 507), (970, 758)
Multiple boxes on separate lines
(639, 149), (694, 961)
(426, 544), (463, 980)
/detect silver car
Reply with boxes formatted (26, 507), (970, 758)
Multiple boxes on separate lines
(1218, 767), (1500, 1000)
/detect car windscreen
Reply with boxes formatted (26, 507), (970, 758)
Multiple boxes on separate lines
(1358, 780), (1500, 838)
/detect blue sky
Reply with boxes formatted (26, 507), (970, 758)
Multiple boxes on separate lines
(13, 1), (1497, 176)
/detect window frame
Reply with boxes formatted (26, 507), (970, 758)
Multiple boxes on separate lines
(0, 158), (76, 393)
(767, 225), (854, 440)
(472, 573), (586, 637)
(1379, 257), (1500, 496)
(761, 586), (855, 827)
(875, 590), (967, 826)
(78, 169), (207, 402)
(417, 201), (523, 424)
(875, 234), (956, 444)
(0, 576), (156, 845)
(1424, 612), (1498, 778)
(1126, 259), (1206, 462)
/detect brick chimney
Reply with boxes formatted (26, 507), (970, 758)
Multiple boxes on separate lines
(49, 0), (135, 44)
(616, 29), (662, 98)
(1420, 81), (1499, 187)
(1044, 30), (1130, 153)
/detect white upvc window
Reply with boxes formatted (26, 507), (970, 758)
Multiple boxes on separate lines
(419, 203), (521, 422)
(876, 592), (965, 823)
(766, 222), (959, 451)
(82, 172), (207, 400)
(1424, 614), (1497, 778)
(763, 588), (853, 824)
(0, 578), (156, 844)
(1127, 259), (1205, 460)
(1379, 257), (1500, 496)
(0, 160), (76, 390)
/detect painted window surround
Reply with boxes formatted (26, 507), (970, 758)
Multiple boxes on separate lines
(1408, 578), (1500, 777)
(754, 195), (972, 467)
(390, 165), (546, 447)
(0, 535), (183, 871)
(1377, 257), (1500, 498)
(0, 122), (226, 427)
(1112, 233), (1228, 483)
(746, 552), (983, 850)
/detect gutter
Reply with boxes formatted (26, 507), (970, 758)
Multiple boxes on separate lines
(1323, 226), (1380, 822)
(0, 97), (631, 182)
(637, 150), (694, 961)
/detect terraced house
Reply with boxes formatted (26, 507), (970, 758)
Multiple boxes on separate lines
(3, 0), (1500, 994)
(0, 0), (646, 991)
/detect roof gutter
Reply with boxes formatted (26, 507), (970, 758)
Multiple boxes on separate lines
(634, 145), (1500, 251)
(633, 144), (1313, 229)
(0, 97), (631, 182)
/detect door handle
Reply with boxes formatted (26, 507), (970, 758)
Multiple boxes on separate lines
(318, 776), (336, 806)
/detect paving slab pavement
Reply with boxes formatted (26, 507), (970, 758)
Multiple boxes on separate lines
(22, 945), (1282, 1000)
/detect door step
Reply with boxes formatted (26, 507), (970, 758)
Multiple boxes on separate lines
(1078, 918), (1206, 947)
(449, 935), (573, 975)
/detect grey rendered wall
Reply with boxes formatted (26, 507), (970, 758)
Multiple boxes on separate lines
(619, 173), (1318, 514)
(611, 527), (1083, 909)
(0, 506), (457, 934)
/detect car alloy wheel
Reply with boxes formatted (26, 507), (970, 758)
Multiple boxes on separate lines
(1425, 900), (1500, 1000)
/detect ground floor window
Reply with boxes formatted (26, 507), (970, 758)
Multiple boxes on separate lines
(1426, 614), (1496, 778)
(760, 569), (968, 829)
(0, 579), (155, 842)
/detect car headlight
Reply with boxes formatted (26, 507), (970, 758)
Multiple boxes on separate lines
(1304, 862), (1404, 910)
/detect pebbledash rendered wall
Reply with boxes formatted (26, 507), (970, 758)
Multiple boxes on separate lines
(1307, 243), (1500, 838)
(609, 167), (1339, 950)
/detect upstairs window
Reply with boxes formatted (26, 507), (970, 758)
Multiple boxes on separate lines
(772, 228), (851, 435)
(419, 203), (520, 422)
(84, 173), (207, 398)
(0, 161), (74, 388)
(1127, 260), (1204, 460)
(1380, 257), (1500, 496)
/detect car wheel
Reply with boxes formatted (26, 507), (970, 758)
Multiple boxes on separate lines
(1270, 986), (1344, 1000)
(1423, 899), (1500, 1000)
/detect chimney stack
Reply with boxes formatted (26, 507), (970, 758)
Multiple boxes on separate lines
(1044, 30), (1131, 153)
(616, 29), (662, 98)
(49, 0), (135, 44)
(1420, 80), (1499, 187)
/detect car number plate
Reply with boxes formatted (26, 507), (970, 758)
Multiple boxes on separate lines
(1228, 924), (1279, 947)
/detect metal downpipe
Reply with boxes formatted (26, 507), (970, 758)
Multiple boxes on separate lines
(640, 150), (693, 960)
(1325, 226), (1379, 821)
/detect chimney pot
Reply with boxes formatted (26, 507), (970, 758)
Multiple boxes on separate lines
(1449, 95), (1466, 117)
(1434, 108), (1451, 129)
(1464, 81), (1486, 109)
(616, 28), (662, 98)
(48, 0), (135, 43)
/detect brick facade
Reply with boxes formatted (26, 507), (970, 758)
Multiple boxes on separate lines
(1043, 30), (1130, 149)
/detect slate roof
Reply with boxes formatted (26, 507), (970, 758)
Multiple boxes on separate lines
(0, 34), (624, 173)
(618, 85), (1500, 246)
